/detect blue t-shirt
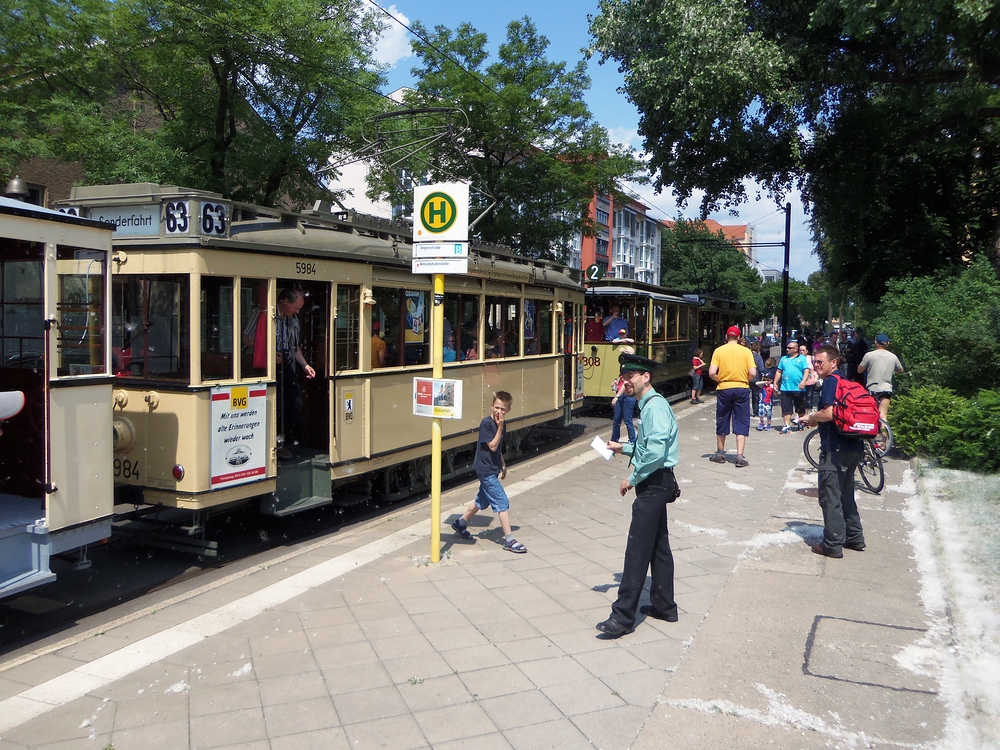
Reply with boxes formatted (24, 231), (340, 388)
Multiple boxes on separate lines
(473, 417), (504, 477)
(777, 354), (808, 392)
(818, 374), (863, 453)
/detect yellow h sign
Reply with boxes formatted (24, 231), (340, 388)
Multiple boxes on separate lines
(413, 183), (469, 242)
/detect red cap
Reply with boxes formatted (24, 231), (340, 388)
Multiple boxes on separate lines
(726, 325), (741, 337)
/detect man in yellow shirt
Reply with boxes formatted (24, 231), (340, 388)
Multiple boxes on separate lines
(708, 326), (757, 467)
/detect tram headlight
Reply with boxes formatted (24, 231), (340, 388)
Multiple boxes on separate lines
(172, 465), (185, 481)
(112, 417), (136, 453)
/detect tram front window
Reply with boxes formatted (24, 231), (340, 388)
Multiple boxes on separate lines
(113, 275), (190, 380)
(1, 243), (43, 367)
(240, 278), (268, 379)
(201, 276), (233, 381)
(335, 284), (360, 371)
(56, 246), (108, 376)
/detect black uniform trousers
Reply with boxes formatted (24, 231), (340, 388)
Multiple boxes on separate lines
(611, 468), (677, 627)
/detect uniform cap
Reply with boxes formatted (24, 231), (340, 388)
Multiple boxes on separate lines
(619, 353), (659, 374)
(726, 325), (741, 338)
(0, 391), (25, 420)
(875, 334), (889, 345)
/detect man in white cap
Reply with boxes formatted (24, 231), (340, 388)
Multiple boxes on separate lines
(857, 334), (904, 420)
(0, 390), (25, 438)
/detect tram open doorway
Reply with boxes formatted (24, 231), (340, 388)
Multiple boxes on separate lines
(269, 279), (335, 516)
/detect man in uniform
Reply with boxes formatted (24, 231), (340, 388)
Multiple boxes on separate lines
(857, 334), (904, 420)
(708, 325), (757, 467)
(597, 353), (680, 637)
(803, 345), (866, 558)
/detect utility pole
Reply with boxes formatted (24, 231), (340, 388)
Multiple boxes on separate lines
(781, 202), (791, 348)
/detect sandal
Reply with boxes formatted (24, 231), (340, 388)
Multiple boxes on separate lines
(451, 520), (472, 540)
(503, 538), (527, 554)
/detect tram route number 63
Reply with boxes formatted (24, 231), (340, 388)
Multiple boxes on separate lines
(582, 356), (601, 367)
(295, 261), (317, 275)
(114, 457), (141, 480)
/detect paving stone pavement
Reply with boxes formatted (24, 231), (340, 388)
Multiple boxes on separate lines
(0, 400), (969, 749)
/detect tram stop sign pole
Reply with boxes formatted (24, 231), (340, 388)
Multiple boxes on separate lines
(412, 183), (470, 563)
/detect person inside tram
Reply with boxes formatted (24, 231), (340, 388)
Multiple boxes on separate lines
(276, 285), (315, 459)
(585, 306), (606, 342)
(371, 320), (387, 369)
(443, 333), (459, 362)
(603, 305), (629, 341)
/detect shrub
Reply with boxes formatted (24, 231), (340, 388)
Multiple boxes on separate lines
(893, 386), (1000, 472)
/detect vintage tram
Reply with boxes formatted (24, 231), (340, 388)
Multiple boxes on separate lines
(0, 197), (116, 598)
(582, 278), (746, 404)
(56, 183), (585, 549)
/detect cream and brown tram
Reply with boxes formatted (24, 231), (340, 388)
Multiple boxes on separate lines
(582, 279), (746, 404)
(0, 197), (116, 598)
(54, 183), (584, 555)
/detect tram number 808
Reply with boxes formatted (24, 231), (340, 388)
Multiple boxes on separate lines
(582, 356), (601, 367)
(114, 457), (141, 480)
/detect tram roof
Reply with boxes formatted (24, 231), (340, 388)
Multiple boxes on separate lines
(0, 196), (114, 230)
(586, 285), (691, 305)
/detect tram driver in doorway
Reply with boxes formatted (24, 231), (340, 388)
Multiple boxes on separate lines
(276, 285), (315, 460)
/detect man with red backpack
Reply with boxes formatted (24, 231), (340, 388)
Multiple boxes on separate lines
(802, 345), (868, 558)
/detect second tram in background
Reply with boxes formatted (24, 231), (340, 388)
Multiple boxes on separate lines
(582, 278), (746, 404)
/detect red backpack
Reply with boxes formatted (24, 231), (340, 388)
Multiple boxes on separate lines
(832, 375), (880, 437)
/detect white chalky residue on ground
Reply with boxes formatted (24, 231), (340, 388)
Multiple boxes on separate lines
(164, 681), (190, 694)
(229, 663), (253, 678)
(725, 481), (754, 492)
(674, 520), (729, 539)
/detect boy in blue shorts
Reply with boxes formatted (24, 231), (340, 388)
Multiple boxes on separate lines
(451, 390), (527, 553)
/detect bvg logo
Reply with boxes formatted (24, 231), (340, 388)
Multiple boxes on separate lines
(230, 386), (249, 410)
(420, 192), (457, 233)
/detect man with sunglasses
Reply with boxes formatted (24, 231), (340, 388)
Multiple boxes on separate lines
(802, 346), (866, 558)
(774, 340), (811, 434)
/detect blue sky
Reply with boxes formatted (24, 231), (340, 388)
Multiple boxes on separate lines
(364, 0), (819, 281)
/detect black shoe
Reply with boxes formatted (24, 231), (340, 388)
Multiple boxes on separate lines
(811, 543), (844, 558)
(596, 617), (632, 637)
(845, 542), (866, 551)
(709, 452), (726, 464)
(451, 519), (472, 540)
(639, 604), (678, 623)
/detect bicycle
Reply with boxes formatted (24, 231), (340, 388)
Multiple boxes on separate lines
(802, 428), (885, 494)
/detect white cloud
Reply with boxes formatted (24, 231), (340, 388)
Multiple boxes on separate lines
(607, 125), (642, 150)
(372, 5), (413, 69)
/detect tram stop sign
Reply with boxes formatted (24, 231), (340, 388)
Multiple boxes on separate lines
(414, 183), (469, 244)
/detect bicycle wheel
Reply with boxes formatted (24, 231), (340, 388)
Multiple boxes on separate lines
(873, 419), (894, 457)
(803, 429), (821, 469)
(857, 440), (885, 493)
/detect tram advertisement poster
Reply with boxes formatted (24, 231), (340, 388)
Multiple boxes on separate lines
(404, 290), (425, 343)
(210, 385), (267, 488)
(413, 377), (463, 420)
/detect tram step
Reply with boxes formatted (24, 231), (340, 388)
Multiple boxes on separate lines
(0, 495), (56, 599)
(264, 494), (333, 517)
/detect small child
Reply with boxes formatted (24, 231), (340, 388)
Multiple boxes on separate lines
(756, 357), (777, 430)
(451, 391), (527, 553)
(690, 348), (706, 404)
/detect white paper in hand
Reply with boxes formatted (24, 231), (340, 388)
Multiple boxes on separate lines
(591, 435), (613, 461)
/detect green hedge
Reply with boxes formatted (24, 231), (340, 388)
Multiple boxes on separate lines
(892, 386), (1000, 472)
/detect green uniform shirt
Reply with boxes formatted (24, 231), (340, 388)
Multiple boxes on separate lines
(622, 388), (679, 486)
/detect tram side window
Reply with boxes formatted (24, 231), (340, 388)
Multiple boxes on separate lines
(667, 305), (678, 340)
(200, 277), (233, 381)
(113, 275), (190, 380)
(240, 278), (268, 379)
(443, 293), (479, 361)
(523, 299), (552, 355)
(56, 246), (107, 376)
(679, 306), (690, 339)
(372, 286), (429, 367)
(335, 284), (360, 371)
(485, 296), (520, 358)
(1, 242), (44, 368)
(652, 303), (666, 342)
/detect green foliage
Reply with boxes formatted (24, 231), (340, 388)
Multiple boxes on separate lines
(660, 219), (763, 314)
(590, 0), (1000, 301)
(869, 257), (1000, 396)
(893, 387), (1000, 473)
(366, 18), (645, 259)
(1, 0), (386, 206)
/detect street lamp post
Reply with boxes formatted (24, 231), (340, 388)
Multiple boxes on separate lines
(781, 202), (791, 349)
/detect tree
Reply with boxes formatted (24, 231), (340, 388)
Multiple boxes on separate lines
(589, 0), (1000, 300)
(1, 0), (386, 206)
(366, 18), (645, 259)
(660, 219), (764, 316)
